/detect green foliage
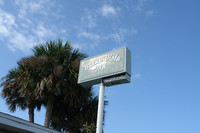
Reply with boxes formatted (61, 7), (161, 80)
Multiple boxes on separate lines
(0, 39), (107, 131)
(81, 122), (96, 133)
(0, 56), (43, 122)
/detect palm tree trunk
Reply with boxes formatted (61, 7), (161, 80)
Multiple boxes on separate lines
(28, 104), (34, 123)
(44, 93), (55, 127)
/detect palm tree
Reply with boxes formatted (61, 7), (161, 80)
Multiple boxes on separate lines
(0, 57), (43, 123)
(49, 84), (108, 133)
(49, 86), (99, 132)
(1, 39), (108, 130)
(32, 39), (87, 127)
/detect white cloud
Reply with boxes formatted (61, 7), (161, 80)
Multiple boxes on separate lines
(61, 29), (67, 33)
(133, 73), (141, 79)
(0, 25), (9, 37)
(33, 24), (55, 38)
(0, 8), (50, 52)
(0, 9), (33, 52)
(0, 1), (66, 52)
(72, 43), (82, 50)
(106, 28), (137, 43)
(81, 11), (96, 29)
(15, 0), (29, 16)
(0, 0), (4, 5)
(87, 15), (96, 28)
(131, 28), (138, 34)
(146, 10), (155, 17)
(101, 5), (117, 17)
(0, 10), (17, 27)
(0, 9), (15, 38)
(109, 33), (122, 42)
(29, 1), (44, 13)
(8, 31), (35, 52)
(78, 32), (100, 40)
(15, 0), (54, 16)
(135, 0), (147, 12)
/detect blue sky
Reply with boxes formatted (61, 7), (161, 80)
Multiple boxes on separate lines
(0, 0), (200, 132)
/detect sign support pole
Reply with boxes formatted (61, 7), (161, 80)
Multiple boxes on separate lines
(96, 82), (105, 133)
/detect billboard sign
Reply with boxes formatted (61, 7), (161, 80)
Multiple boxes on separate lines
(78, 47), (131, 87)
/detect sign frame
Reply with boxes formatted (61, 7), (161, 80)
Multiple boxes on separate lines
(78, 47), (131, 87)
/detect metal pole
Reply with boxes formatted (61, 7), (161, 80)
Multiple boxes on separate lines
(96, 82), (105, 133)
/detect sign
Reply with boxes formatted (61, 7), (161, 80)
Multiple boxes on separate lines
(78, 47), (131, 87)
(102, 73), (130, 86)
(77, 47), (132, 133)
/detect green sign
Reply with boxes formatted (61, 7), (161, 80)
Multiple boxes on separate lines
(78, 47), (131, 87)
